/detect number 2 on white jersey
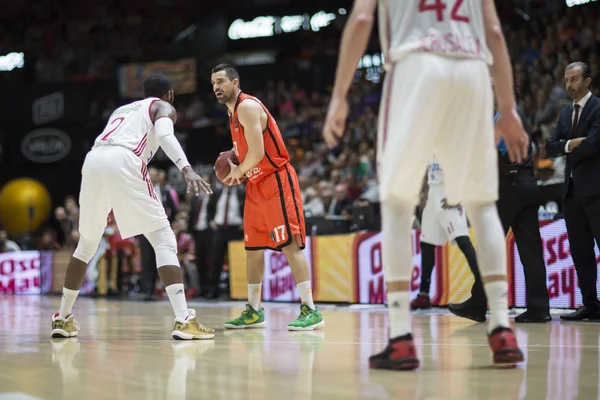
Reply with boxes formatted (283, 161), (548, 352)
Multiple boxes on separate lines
(419, 0), (469, 23)
(100, 117), (125, 141)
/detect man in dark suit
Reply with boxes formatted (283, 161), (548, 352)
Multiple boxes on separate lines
(448, 101), (551, 323)
(188, 174), (215, 297)
(546, 61), (600, 321)
(139, 167), (179, 300)
(206, 184), (245, 298)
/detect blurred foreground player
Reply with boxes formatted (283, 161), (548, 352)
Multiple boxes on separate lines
(51, 73), (215, 340)
(211, 64), (324, 331)
(324, 0), (528, 369)
(411, 156), (480, 310)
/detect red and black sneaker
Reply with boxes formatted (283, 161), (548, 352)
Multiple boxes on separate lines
(369, 333), (420, 371)
(488, 327), (524, 366)
(410, 294), (431, 310)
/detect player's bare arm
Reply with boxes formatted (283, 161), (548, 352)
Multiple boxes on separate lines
(482, 0), (528, 163)
(151, 101), (212, 195)
(323, 0), (377, 148)
(224, 100), (265, 185)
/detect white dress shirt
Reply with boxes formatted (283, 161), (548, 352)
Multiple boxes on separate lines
(214, 187), (242, 226)
(194, 194), (210, 231)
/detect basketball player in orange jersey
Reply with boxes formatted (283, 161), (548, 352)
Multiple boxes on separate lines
(210, 64), (324, 331)
(324, 0), (529, 370)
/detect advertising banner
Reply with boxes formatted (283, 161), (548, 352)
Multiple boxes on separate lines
(0, 251), (43, 294)
(118, 58), (197, 99)
(262, 238), (314, 302)
(228, 219), (595, 309)
(353, 231), (443, 305)
(512, 219), (593, 308)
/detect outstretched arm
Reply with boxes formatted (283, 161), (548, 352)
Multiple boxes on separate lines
(224, 100), (265, 185)
(152, 101), (211, 195)
(483, 0), (528, 162)
(323, 0), (377, 148)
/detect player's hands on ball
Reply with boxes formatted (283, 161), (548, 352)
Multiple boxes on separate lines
(495, 108), (529, 164)
(323, 96), (349, 148)
(183, 167), (212, 195)
(224, 158), (245, 186)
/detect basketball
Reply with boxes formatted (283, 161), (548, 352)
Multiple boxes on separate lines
(214, 150), (245, 184)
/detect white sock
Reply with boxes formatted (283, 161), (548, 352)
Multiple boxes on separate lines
(165, 283), (189, 320)
(387, 291), (411, 338)
(465, 201), (510, 333)
(248, 284), (262, 310)
(381, 200), (414, 283)
(59, 287), (80, 317)
(380, 200), (414, 339)
(484, 281), (509, 333)
(297, 280), (315, 309)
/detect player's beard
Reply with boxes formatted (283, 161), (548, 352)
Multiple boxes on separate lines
(216, 91), (230, 104)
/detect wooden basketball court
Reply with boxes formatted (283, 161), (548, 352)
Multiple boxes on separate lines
(0, 294), (598, 399)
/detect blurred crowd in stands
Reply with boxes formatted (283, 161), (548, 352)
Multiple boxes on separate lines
(4, 0), (600, 296)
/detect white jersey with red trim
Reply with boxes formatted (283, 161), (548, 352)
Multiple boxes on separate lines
(93, 97), (161, 165)
(377, 0), (492, 67)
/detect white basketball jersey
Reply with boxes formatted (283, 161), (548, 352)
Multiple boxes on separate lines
(427, 156), (444, 185)
(377, 0), (492, 67)
(93, 97), (161, 164)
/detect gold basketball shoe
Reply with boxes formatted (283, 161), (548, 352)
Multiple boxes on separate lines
(172, 309), (215, 340)
(51, 313), (80, 338)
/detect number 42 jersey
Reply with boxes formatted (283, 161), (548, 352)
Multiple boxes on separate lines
(93, 97), (162, 165)
(377, 0), (492, 66)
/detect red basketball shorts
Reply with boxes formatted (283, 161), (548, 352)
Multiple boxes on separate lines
(244, 163), (305, 251)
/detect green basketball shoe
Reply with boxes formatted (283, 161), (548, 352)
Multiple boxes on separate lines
(224, 304), (266, 329)
(287, 304), (325, 331)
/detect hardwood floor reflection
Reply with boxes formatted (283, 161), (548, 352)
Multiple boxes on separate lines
(0, 296), (598, 399)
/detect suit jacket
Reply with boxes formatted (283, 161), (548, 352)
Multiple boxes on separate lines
(188, 193), (212, 233)
(498, 105), (540, 207)
(546, 94), (600, 199)
(207, 186), (245, 226)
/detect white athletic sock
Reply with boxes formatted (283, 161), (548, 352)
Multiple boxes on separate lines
(59, 287), (80, 317)
(297, 280), (315, 309)
(165, 283), (189, 320)
(248, 284), (262, 310)
(387, 291), (411, 338)
(484, 281), (509, 332)
(465, 201), (510, 333)
(381, 200), (414, 339)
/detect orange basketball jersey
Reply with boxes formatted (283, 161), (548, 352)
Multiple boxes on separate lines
(229, 92), (290, 183)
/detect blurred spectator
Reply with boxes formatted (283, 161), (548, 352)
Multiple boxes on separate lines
(330, 184), (353, 217)
(37, 230), (61, 251)
(188, 174), (215, 297)
(172, 218), (198, 297)
(0, 230), (21, 252)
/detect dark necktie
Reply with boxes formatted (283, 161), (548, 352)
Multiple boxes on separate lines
(223, 187), (232, 227)
(572, 104), (581, 137)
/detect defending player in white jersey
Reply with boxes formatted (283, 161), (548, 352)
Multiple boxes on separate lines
(324, 0), (529, 370)
(411, 156), (481, 310)
(51, 74), (215, 340)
